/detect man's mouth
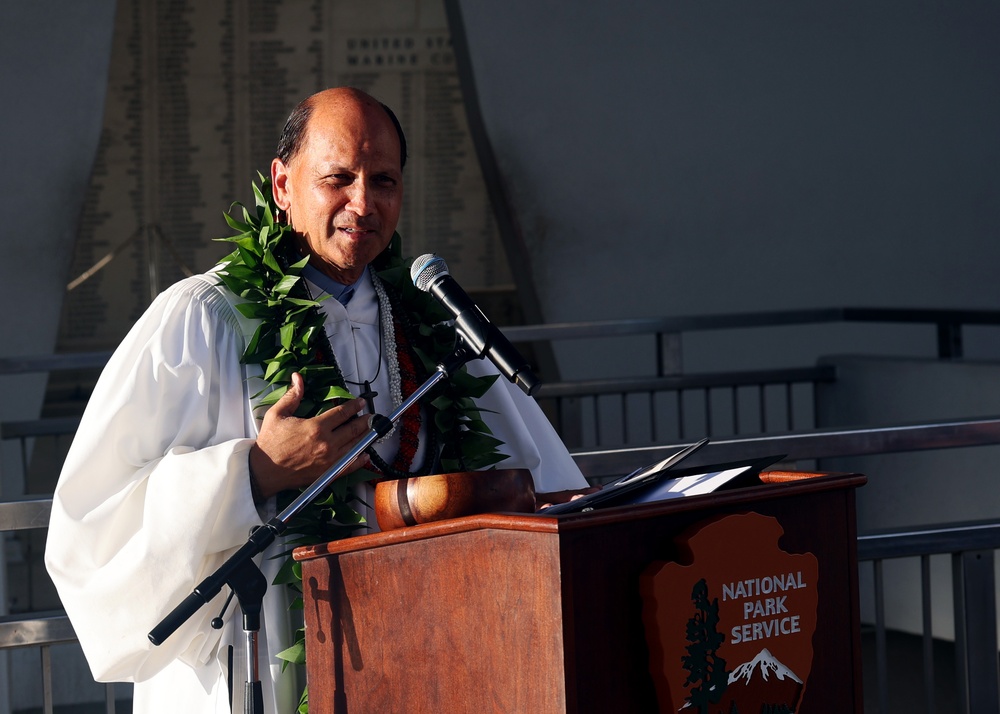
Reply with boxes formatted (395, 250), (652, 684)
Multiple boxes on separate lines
(339, 226), (374, 236)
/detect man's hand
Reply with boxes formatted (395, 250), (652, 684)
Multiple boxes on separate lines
(249, 372), (373, 501)
(535, 485), (602, 511)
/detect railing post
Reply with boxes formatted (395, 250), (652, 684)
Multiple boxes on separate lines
(873, 559), (889, 714)
(656, 332), (682, 376)
(41, 644), (54, 714)
(938, 322), (963, 359)
(952, 549), (1000, 713)
(0, 458), (10, 714)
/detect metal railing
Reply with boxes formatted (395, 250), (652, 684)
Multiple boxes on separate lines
(502, 306), (1000, 361)
(533, 365), (835, 447)
(2, 418), (1000, 712)
(5, 307), (1000, 711)
(4, 305), (998, 452)
(857, 522), (1000, 714)
(571, 414), (1000, 480)
(503, 306), (1000, 449)
(0, 498), (117, 714)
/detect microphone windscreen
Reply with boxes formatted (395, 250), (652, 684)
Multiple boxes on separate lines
(410, 254), (449, 292)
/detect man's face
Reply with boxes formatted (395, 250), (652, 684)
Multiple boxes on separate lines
(272, 92), (403, 285)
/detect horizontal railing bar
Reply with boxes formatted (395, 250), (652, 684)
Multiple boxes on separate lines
(503, 307), (1000, 342)
(1, 416), (82, 439)
(571, 416), (1000, 479)
(858, 522), (1000, 560)
(0, 352), (112, 376)
(0, 497), (52, 530)
(0, 611), (76, 649)
(838, 307), (1000, 326)
(536, 366), (835, 398)
(3, 306), (1000, 375)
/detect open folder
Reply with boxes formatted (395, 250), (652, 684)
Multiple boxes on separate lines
(543, 438), (784, 515)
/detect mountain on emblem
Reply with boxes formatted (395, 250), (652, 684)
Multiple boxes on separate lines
(729, 648), (802, 686)
(719, 647), (803, 712)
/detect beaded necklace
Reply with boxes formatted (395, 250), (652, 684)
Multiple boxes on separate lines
(301, 267), (437, 477)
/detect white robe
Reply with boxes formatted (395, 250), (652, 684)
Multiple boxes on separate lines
(44, 269), (586, 714)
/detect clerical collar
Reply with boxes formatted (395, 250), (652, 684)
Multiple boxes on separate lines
(300, 261), (367, 306)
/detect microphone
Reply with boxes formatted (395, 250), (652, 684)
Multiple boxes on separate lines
(410, 254), (541, 396)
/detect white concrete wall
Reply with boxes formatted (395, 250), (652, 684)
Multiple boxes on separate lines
(0, 3), (117, 711)
(455, 1), (1000, 378)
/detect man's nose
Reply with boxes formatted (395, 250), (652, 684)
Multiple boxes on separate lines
(345, 182), (374, 216)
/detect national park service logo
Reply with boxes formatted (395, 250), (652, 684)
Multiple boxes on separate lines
(641, 512), (819, 713)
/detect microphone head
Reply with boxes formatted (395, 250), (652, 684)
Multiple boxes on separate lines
(410, 253), (449, 292)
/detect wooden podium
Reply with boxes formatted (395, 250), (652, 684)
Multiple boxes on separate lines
(293, 471), (866, 713)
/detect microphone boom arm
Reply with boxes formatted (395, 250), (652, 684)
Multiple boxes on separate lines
(148, 341), (478, 647)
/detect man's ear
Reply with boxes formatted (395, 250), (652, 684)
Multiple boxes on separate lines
(271, 157), (290, 210)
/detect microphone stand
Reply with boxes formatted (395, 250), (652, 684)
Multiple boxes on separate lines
(148, 343), (476, 713)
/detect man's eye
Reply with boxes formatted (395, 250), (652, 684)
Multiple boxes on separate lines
(320, 176), (351, 190)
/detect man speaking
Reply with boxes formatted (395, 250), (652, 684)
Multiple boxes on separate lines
(46, 87), (588, 713)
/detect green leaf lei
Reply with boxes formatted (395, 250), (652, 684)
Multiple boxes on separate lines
(214, 174), (508, 711)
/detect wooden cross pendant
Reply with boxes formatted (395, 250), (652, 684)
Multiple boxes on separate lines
(359, 380), (379, 415)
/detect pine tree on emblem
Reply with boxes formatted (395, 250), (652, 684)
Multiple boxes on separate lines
(682, 578), (729, 713)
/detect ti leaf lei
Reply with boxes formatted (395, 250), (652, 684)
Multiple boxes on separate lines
(214, 174), (509, 711)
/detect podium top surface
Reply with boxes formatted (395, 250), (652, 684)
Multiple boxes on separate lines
(293, 470), (865, 562)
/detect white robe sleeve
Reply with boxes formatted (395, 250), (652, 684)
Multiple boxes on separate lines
(465, 359), (588, 494)
(44, 276), (264, 683)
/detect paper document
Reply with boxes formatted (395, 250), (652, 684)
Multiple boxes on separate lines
(542, 438), (710, 515)
(617, 465), (754, 506)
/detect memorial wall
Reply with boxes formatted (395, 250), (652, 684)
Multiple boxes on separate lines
(58, 0), (509, 351)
